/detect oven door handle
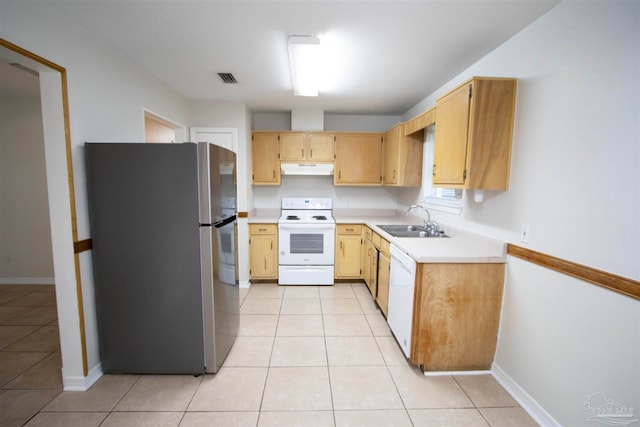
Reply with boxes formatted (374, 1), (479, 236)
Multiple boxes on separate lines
(278, 223), (336, 230)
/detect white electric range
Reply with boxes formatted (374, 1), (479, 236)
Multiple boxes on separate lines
(277, 197), (336, 285)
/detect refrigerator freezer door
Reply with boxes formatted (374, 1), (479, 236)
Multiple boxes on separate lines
(198, 142), (239, 373)
(86, 143), (205, 374)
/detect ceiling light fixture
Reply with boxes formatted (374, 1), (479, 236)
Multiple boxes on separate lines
(288, 35), (320, 97)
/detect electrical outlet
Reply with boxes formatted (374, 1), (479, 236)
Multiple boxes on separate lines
(520, 224), (530, 243)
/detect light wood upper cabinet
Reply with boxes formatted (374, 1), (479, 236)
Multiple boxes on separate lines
(251, 132), (280, 185)
(249, 224), (278, 279)
(334, 133), (383, 185)
(307, 133), (334, 162)
(335, 224), (362, 279)
(280, 132), (334, 163)
(433, 77), (517, 190)
(383, 123), (424, 187)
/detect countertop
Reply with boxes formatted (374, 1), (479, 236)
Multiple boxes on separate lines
(247, 208), (506, 264)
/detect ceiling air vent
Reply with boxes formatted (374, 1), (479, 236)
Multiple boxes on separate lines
(217, 73), (238, 84)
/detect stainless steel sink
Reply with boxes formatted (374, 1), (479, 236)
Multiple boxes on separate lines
(376, 224), (449, 238)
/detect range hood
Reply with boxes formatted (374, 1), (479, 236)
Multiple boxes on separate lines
(281, 163), (334, 176)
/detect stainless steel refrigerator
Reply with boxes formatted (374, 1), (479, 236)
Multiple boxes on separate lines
(85, 142), (239, 374)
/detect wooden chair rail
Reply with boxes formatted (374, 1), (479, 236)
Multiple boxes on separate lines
(507, 244), (640, 300)
(73, 239), (92, 254)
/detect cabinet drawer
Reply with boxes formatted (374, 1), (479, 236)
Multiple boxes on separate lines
(372, 232), (382, 248)
(250, 224), (277, 235)
(363, 226), (372, 241)
(337, 224), (362, 235)
(379, 238), (390, 256)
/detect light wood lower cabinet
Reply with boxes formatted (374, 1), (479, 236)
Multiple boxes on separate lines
(362, 227), (376, 296)
(376, 250), (390, 317)
(410, 263), (505, 371)
(249, 224), (278, 280)
(361, 226), (391, 315)
(335, 224), (362, 279)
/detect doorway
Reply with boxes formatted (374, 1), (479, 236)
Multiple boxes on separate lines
(0, 39), (90, 391)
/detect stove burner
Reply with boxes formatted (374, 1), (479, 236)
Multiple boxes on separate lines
(313, 216), (327, 220)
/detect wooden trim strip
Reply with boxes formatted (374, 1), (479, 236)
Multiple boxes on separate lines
(237, 211), (248, 218)
(74, 239), (93, 254)
(507, 244), (640, 300)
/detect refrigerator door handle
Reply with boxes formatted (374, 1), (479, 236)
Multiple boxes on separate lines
(213, 214), (237, 229)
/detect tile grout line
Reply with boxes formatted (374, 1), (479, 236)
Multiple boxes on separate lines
(318, 287), (337, 425)
(255, 288), (281, 423)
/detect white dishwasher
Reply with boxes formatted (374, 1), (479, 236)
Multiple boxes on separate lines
(387, 244), (417, 358)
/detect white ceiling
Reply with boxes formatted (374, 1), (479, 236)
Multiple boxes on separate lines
(3, 0), (561, 114)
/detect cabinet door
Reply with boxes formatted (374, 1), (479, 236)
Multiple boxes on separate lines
(335, 234), (362, 278)
(252, 133), (280, 185)
(369, 246), (378, 298)
(411, 263), (505, 370)
(362, 232), (372, 290)
(376, 252), (390, 317)
(433, 83), (471, 186)
(334, 134), (382, 185)
(249, 235), (277, 279)
(279, 133), (306, 161)
(383, 126), (400, 185)
(307, 134), (334, 162)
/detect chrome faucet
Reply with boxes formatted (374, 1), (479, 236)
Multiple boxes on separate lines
(407, 204), (437, 233)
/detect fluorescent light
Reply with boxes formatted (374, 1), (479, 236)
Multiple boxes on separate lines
(288, 35), (320, 97)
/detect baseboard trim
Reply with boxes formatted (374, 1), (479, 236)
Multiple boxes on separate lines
(424, 369), (491, 377)
(62, 363), (103, 391)
(239, 280), (251, 289)
(0, 277), (55, 285)
(492, 362), (560, 427)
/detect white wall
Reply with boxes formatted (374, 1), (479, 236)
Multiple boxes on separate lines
(324, 113), (400, 132)
(1, 0), (190, 388)
(253, 112), (401, 132)
(253, 176), (398, 210)
(0, 96), (54, 283)
(402, 2), (639, 425)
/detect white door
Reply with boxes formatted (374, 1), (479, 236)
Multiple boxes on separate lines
(190, 127), (237, 152)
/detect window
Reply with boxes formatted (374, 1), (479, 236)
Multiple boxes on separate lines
(422, 125), (462, 213)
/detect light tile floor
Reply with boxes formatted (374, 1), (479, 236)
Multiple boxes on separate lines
(0, 283), (539, 426)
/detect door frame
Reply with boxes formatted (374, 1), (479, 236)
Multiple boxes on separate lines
(190, 127), (238, 152)
(0, 38), (91, 389)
